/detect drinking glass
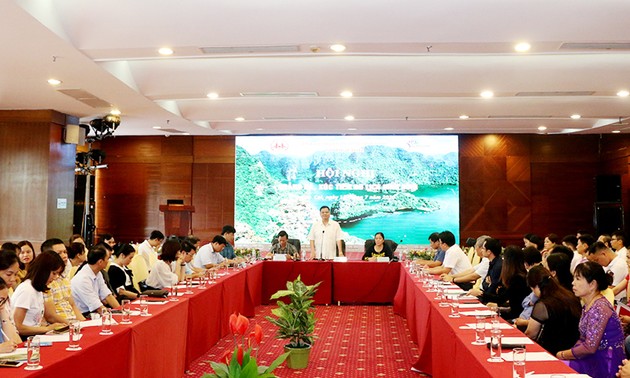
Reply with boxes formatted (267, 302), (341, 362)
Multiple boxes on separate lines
(169, 285), (179, 302)
(66, 320), (82, 351)
(120, 299), (132, 324)
(198, 274), (206, 289)
(100, 308), (113, 335)
(487, 329), (503, 362)
(512, 347), (526, 378)
(185, 276), (194, 294)
(139, 295), (150, 316)
(438, 286), (449, 307)
(25, 336), (42, 370)
(449, 295), (460, 318)
(472, 315), (486, 345)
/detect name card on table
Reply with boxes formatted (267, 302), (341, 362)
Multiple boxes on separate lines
(376, 257), (390, 263)
(333, 256), (348, 262)
(272, 254), (287, 261)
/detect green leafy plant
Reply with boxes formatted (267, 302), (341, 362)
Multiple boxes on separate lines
(204, 312), (288, 378)
(408, 248), (434, 261)
(265, 275), (320, 348)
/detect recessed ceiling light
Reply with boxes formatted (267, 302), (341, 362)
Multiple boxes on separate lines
(153, 126), (162, 129)
(110, 109), (122, 116)
(340, 91), (353, 98)
(182, 133), (190, 136)
(255, 128), (264, 131)
(459, 115), (469, 119)
(206, 92), (219, 99)
(158, 47), (173, 55)
(480, 90), (494, 98)
(613, 130), (621, 134)
(47, 78), (61, 86)
(347, 128), (357, 131)
(344, 115), (355, 121)
(570, 114), (581, 119)
(330, 44), (346, 52)
(514, 42), (531, 52)
(234, 117), (245, 121)
(444, 127), (454, 131)
(617, 90), (630, 97)
(538, 125), (547, 131)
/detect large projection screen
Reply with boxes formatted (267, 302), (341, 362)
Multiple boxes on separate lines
(235, 135), (459, 246)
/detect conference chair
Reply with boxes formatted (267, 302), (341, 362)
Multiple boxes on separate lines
(363, 239), (398, 253)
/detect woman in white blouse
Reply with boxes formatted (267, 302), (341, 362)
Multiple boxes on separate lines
(145, 239), (185, 289)
(11, 252), (67, 337)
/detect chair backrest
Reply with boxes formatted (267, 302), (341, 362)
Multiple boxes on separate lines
(471, 249), (481, 266)
(466, 246), (476, 263)
(128, 252), (149, 292)
(364, 239), (398, 252)
(336, 240), (346, 256)
(270, 238), (301, 254)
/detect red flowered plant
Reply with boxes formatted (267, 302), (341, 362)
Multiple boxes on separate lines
(204, 312), (288, 378)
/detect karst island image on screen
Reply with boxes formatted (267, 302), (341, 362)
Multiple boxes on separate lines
(235, 135), (459, 245)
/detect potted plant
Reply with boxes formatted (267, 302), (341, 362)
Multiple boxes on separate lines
(265, 275), (320, 369)
(204, 312), (288, 378)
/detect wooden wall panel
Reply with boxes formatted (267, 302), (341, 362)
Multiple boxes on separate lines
(0, 110), (74, 244)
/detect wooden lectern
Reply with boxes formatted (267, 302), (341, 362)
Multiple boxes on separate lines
(159, 204), (195, 236)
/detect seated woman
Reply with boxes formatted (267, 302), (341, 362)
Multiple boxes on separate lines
(0, 277), (21, 352)
(145, 239), (185, 289)
(108, 244), (140, 301)
(16, 240), (35, 285)
(544, 251), (574, 291)
(67, 242), (87, 279)
(481, 245), (531, 320)
(362, 232), (394, 261)
(10, 252), (67, 337)
(0, 249), (20, 292)
(525, 265), (581, 355)
(556, 261), (625, 378)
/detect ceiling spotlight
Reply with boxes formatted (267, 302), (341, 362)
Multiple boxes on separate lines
(234, 117), (245, 121)
(330, 44), (346, 52)
(617, 90), (630, 97)
(459, 115), (469, 119)
(153, 126), (162, 129)
(514, 42), (531, 52)
(570, 114), (581, 119)
(47, 78), (62, 86)
(480, 90), (494, 98)
(347, 128), (357, 131)
(344, 115), (355, 121)
(613, 130), (621, 133)
(538, 125), (547, 131)
(255, 128), (264, 131)
(158, 47), (173, 55)
(207, 92), (219, 99)
(110, 109), (122, 116)
(340, 91), (353, 98)
(444, 127), (454, 131)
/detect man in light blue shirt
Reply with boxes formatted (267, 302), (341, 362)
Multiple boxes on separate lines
(71, 246), (119, 316)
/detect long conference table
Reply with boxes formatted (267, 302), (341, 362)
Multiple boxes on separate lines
(4, 260), (577, 377)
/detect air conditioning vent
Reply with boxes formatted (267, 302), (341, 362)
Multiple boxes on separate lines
(515, 91), (594, 97)
(57, 89), (111, 108)
(200, 45), (300, 54)
(560, 42), (630, 50)
(160, 128), (187, 134)
(263, 116), (327, 120)
(240, 92), (319, 98)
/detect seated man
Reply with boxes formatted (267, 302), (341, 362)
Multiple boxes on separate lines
(40, 239), (85, 323)
(181, 241), (205, 278)
(137, 230), (164, 271)
(220, 225), (237, 260)
(71, 246), (120, 316)
(469, 237), (503, 298)
(586, 241), (628, 302)
(427, 230), (473, 289)
(270, 231), (299, 260)
(441, 235), (490, 287)
(193, 236), (227, 269)
(414, 232), (445, 268)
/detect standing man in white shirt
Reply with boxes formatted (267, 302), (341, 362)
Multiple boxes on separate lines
(308, 206), (343, 260)
(137, 230), (164, 271)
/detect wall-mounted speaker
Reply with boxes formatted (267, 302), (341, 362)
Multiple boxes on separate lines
(594, 203), (624, 235)
(63, 124), (86, 145)
(595, 174), (622, 203)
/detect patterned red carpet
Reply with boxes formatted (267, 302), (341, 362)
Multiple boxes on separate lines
(185, 305), (422, 377)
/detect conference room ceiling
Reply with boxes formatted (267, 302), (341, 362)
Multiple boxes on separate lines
(2, 0), (630, 136)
